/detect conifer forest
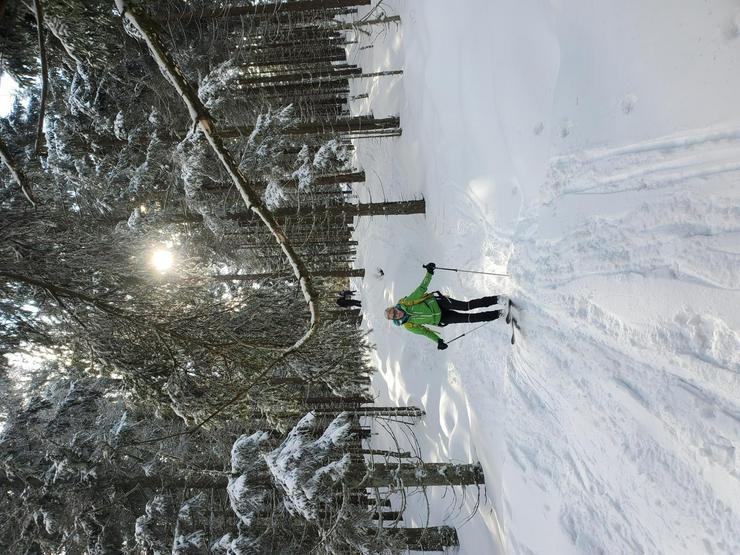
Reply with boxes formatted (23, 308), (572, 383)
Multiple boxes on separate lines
(0, 1), (480, 553)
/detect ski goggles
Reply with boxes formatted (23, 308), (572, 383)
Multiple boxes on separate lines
(391, 305), (408, 326)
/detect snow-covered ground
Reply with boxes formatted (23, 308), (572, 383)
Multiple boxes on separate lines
(347, 1), (740, 553)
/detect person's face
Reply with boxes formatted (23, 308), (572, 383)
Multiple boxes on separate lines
(385, 307), (405, 321)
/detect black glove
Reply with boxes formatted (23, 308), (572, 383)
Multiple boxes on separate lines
(423, 262), (436, 274)
(437, 339), (448, 350)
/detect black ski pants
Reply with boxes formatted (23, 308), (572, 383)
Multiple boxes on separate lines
(436, 294), (501, 326)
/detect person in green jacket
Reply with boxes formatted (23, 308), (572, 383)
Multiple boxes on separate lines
(384, 263), (504, 350)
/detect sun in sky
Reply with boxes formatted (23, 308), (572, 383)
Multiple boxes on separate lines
(151, 248), (174, 273)
(0, 73), (20, 117)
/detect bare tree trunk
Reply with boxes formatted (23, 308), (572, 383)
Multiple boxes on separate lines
(271, 199), (424, 219)
(328, 15), (401, 30)
(384, 526), (459, 551)
(313, 406), (424, 417)
(220, 116), (400, 138)
(213, 268), (365, 280)
(352, 462), (485, 488)
(236, 66), (362, 86)
(205, 171), (365, 193)
(352, 449), (412, 459)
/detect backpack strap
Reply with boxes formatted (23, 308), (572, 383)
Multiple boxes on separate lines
(399, 292), (435, 306)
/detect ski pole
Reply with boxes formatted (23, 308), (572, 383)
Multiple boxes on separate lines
(446, 320), (496, 344)
(435, 266), (509, 277)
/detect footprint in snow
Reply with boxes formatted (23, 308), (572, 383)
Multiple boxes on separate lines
(621, 93), (638, 115)
(560, 119), (574, 138)
(724, 12), (740, 39)
(533, 122), (545, 136)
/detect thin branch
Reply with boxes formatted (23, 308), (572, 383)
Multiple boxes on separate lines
(32, 0), (49, 156)
(0, 136), (37, 206)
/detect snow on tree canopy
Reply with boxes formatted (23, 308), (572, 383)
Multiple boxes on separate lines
(231, 432), (269, 473)
(128, 135), (170, 197)
(210, 533), (234, 555)
(248, 105), (296, 146)
(148, 107), (161, 126)
(263, 179), (288, 210)
(225, 533), (264, 555)
(230, 105), (299, 208)
(264, 412), (353, 521)
(173, 531), (207, 555)
(135, 494), (172, 554)
(175, 133), (240, 237)
(199, 59), (241, 113)
(227, 431), (271, 525)
(312, 139), (350, 172)
(177, 492), (207, 526)
(291, 139), (351, 191)
(126, 208), (142, 230)
(136, 493), (209, 554)
(292, 144), (314, 191)
(108, 409), (131, 449)
(172, 494), (209, 554)
(32, 509), (57, 535)
(113, 111), (126, 141)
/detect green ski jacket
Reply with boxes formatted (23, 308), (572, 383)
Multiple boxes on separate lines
(393, 271), (443, 343)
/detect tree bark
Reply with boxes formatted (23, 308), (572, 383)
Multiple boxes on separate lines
(328, 15), (401, 30)
(385, 526), (459, 551)
(313, 406), (424, 417)
(269, 199), (424, 219)
(352, 462), (485, 488)
(220, 116), (400, 138)
(213, 268), (364, 280)
(236, 65), (362, 86)
(204, 171), (365, 193)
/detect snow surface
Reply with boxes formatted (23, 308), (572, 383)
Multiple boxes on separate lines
(347, 1), (740, 554)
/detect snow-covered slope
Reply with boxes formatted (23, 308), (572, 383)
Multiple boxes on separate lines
(348, 1), (740, 553)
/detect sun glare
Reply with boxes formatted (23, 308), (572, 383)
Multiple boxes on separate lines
(0, 73), (20, 117)
(151, 249), (174, 273)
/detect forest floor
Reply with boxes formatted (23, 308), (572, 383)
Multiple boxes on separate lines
(348, 1), (740, 553)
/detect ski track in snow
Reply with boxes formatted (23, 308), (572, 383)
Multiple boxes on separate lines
(503, 298), (740, 554)
(527, 125), (740, 291)
(502, 121), (740, 554)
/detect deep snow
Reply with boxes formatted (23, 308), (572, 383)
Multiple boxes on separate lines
(347, 1), (740, 554)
